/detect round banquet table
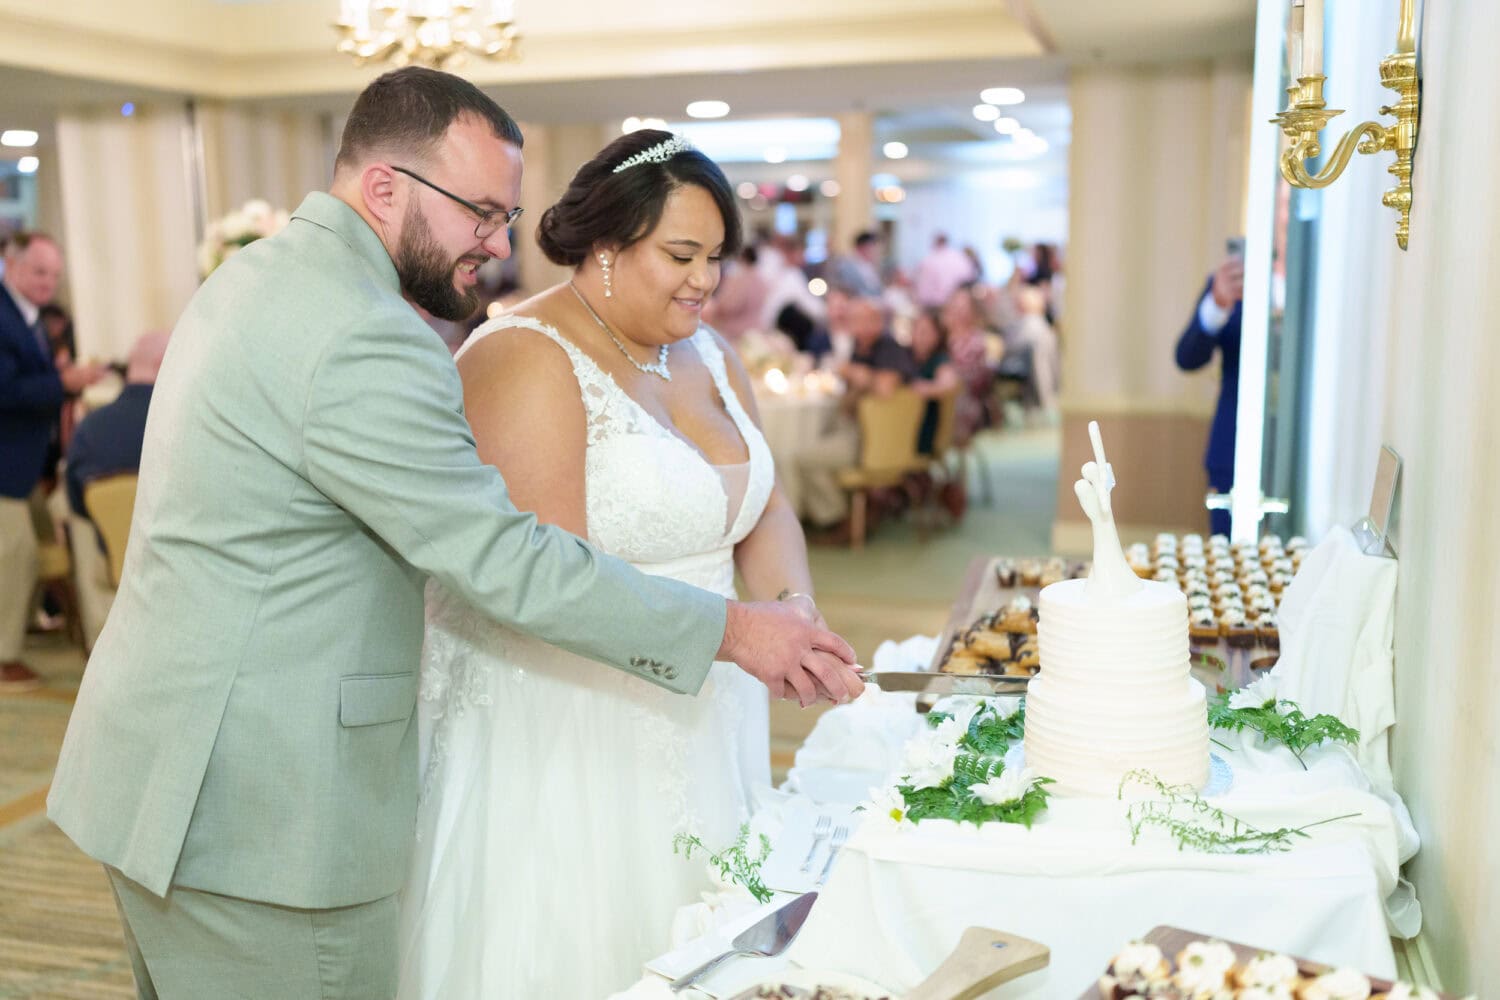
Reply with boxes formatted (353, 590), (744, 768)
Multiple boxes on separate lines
(752, 387), (839, 518)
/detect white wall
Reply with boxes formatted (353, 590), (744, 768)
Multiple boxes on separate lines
(1306, 0), (1500, 991)
(892, 166), (1068, 281)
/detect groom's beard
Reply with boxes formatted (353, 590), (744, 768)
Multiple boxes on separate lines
(395, 203), (484, 322)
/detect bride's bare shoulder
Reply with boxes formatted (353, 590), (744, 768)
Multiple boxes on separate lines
(457, 286), (580, 390)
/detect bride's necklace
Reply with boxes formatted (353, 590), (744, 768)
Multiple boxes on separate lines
(569, 282), (672, 381)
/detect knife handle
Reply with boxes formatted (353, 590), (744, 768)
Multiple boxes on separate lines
(669, 947), (753, 993)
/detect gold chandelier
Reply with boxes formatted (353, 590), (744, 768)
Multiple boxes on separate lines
(334, 1), (521, 70)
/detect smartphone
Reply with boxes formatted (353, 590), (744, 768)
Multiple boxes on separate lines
(1225, 236), (1246, 260)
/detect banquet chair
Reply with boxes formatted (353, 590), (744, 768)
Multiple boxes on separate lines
(835, 388), (927, 550)
(921, 384), (966, 530)
(83, 473), (139, 588)
(34, 538), (85, 649)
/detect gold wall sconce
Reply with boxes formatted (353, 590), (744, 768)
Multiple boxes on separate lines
(1272, 0), (1420, 249)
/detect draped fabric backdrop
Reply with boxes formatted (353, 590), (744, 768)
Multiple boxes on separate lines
(54, 102), (332, 361)
(1054, 57), (1252, 551)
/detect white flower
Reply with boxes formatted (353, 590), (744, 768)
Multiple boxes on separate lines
(901, 730), (960, 790)
(931, 699), (983, 744)
(1173, 940), (1236, 996)
(1230, 672), (1280, 710)
(1239, 953), (1300, 988)
(865, 785), (908, 825)
(1300, 968), (1372, 1000)
(969, 767), (1038, 807)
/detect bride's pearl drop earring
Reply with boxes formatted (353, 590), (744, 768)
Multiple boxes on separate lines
(598, 253), (613, 298)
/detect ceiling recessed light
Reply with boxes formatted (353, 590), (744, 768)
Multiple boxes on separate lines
(785, 174), (810, 192)
(764, 146), (788, 164)
(882, 141), (909, 160)
(993, 117), (1021, 135)
(17, 156), (39, 174)
(640, 117), (668, 130)
(1, 130), (38, 148)
(972, 104), (1000, 122)
(819, 179), (841, 198)
(685, 100), (730, 119)
(622, 116), (643, 133)
(980, 87), (1025, 106)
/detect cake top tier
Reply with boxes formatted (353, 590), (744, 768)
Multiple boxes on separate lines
(1073, 420), (1145, 606)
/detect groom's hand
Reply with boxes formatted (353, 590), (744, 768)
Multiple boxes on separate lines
(719, 601), (862, 707)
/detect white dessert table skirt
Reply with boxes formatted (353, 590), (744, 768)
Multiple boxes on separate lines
(621, 683), (1410, 997)
(753, 391), (839, 518)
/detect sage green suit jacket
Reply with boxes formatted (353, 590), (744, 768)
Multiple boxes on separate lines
(48, 193), (726, 909)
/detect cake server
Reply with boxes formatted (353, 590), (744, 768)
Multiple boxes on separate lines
(669, 891), (819, 992)
(857, 670), (1030, 697)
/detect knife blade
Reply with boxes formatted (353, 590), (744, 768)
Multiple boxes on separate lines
(858, 670), (1030, 696)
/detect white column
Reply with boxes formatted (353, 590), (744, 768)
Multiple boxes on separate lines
(832, 111), (874, 256)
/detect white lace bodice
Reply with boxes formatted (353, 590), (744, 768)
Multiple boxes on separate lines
(455, 314), (775, 595)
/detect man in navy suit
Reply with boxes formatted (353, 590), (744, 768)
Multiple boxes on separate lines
(1175, 255), (1243, 537)
(0, 232), (103, 691)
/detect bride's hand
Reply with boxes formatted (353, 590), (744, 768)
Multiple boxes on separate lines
(720, 600), (860, 707)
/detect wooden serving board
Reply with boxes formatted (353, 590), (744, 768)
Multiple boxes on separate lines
(1076, 926), (1449, 999)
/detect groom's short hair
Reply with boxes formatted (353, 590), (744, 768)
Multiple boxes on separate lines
(335, 67), (524, 174)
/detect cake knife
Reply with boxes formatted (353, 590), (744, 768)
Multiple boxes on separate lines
(857, 670), (1030, 696)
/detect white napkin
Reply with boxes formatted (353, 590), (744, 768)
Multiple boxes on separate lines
(758, 799), (865, 894)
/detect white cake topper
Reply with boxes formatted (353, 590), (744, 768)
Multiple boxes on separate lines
(1074, 420), (1144, 602)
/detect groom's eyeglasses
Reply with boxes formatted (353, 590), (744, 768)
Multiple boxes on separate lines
(392, 166), (523, 239)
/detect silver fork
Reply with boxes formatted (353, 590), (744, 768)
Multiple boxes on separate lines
(799, 815), (831, 872)
(816, 825), (849, 884)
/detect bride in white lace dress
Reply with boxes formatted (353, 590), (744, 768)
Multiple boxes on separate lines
(397, 132), (836, 998)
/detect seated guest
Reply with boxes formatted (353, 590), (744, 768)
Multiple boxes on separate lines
(66, 331), (168, 521)
(828, 230), (885, 298)
(796, 297), (916, 533)
(908, 310), (961, 455)
(1012, 285), (1060, 420)
(940, 285), (1001, 443)
(63, 331), (168, 647)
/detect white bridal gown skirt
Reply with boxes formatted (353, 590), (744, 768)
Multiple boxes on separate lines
(398, 560), (769, 999)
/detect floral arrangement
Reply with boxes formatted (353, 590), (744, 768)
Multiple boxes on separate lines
(1208, 674), (1360, 770)
(866, 700), (1052, 828)
(197, 199), (291, 279)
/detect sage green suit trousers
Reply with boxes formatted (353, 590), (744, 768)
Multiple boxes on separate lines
(105, 867), (398, 1000)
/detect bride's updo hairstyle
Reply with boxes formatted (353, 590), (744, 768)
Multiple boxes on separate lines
(537, 129), (742, 266)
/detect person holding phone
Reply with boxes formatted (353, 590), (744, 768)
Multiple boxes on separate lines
(1175, 240), (1244, 536)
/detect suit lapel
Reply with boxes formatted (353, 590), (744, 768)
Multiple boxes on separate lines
(0, 285), (49, 368)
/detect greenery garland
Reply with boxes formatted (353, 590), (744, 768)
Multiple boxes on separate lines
(1207, 692), (1360, 770)
(673, 823), (774, 903)
(1118, 770), (1360, 854)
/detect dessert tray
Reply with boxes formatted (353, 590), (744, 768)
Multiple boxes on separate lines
(1082, 926), (1455, 1000)
(934, 535), (1306, 691)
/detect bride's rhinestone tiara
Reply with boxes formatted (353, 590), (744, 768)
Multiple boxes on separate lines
(612, 135), (694, 174)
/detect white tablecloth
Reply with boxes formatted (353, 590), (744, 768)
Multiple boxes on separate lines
(753, 390), (838, 517)
(621, 685), (1414, 998)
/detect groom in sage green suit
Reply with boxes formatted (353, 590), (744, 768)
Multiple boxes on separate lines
(48, 68), (859, 999)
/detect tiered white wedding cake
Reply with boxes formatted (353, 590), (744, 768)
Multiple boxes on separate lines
(1023, 422), (1209, 796)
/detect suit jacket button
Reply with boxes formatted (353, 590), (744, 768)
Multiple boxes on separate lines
(664, 666), (678, 680)
(630, 656), (645, 668)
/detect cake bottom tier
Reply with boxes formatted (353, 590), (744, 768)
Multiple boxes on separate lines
(1023, 677), (1210, 796)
